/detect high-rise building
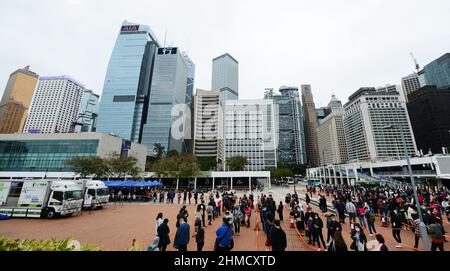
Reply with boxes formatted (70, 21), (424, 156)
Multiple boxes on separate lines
(75, 89), (99, 133)
(315, 107), (328, 124)
(401, 73), (421, 101)
(212, 53), (239, 103)
(224, 99), (278, 171)
(141, 47), (188, 154)
(343, 87), (417, 161)
(0, 66), (39, 134)
(265, 86), (306, 165)
(183, 53), (195, 154)
(193, 89), (223, 163)
(423, 53), (450, 88)
(317, 95), (348, 165)
(96, 21), (160, 142)
(23, 76), (84, 134)
(407, 85), (450, 154)
(301, 84), (320, 167)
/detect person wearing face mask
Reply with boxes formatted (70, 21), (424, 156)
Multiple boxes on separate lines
(350, 223), (367, 251)
(311, 212), (327, 250)
(391, 209), (403, 248)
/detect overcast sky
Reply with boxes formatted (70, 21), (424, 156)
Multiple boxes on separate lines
(1, 0), (449, 107)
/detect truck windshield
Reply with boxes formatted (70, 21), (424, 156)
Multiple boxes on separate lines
(64, 190), (82, 201)
(97, 188), (109, 196)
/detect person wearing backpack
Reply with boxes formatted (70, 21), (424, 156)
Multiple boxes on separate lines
(215, 217), (234, 251)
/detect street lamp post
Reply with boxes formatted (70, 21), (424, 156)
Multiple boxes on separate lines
(383, 124), (430, 250)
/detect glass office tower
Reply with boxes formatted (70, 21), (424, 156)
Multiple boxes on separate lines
(96, 21), (160, 142)
(212, 53), (239, 103)
(265, 86), (306, 165)
(141, 47), (188, 154)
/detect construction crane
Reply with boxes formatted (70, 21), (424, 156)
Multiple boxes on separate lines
(410, 52), (420, 73)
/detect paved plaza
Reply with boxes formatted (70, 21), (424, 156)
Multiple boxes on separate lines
(0, 185), (448, 251)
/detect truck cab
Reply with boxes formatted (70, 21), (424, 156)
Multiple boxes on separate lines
(75, 180), (109, 209)
(45, 181), (83, 218)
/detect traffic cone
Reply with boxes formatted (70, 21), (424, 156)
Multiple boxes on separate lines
(290, 216), (295, 229)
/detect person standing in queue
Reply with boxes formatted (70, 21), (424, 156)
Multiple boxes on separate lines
(174, 214), (190, 251)
(277, 201), (284, 221)
(269, 220), (287, 251)
(215, 217), (234, 251)
(194, 224), (205, 251)
(157, 218), (171, 251)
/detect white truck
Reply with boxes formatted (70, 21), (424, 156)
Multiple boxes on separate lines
(74, 180), (109, 209)
(0, 179), (83, 219)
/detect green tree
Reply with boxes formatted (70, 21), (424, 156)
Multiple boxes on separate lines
(65, 156), (94, 178)
(271, 167), (293, 179)
(65, 156), (109, 178)
(107, 153), (141, 178)
(177, 155), (200, 178)
(226, 156), (248, 171)
(197, 156), (217, 171)
(166, 149), (180, 158)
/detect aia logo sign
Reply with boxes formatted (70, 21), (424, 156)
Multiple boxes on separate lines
(121, 25), (139, 32)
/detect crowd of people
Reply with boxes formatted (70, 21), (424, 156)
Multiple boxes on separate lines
(287, 183), (449, 251)
(110, 188), (212, 205)
(145, 190), (289, 251)
(132, 181), (449, 252)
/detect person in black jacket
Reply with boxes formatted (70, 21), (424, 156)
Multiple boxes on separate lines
(390, 209), (403, 248)
(311, 213), (327, 249)
(277, 201), (284, 221)
(194, 224), (205, 251)
(326, 214), (341, 243)
(269, 220), (287, 251)
(157, 219), (171, 251)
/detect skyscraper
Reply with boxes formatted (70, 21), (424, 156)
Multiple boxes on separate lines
(301, 84), (320, 167)
(223, 99), (278, 171)
(343, 87), (417, 161)
(317, 95), (348, 165)
(96, 21), (160, 142)
(423, 53), (450, 88)
(212, 53), (239, 103)
(265, 86), (306, 165)
(141, 47), (188, 154)
(23, 76), (84, 134)
(0, 66), (38, 134)
(401, 73), (421, 101)
(407, 85), (450, 154)
(193, 89), (222, 162)
(183, 53), (195, 153)
(75, 89), (99, 132)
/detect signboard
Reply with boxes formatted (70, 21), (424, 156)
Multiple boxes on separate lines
(121, 25), (140, 32)
(0, 181), (11, 205)
(158, 47), (177, 55)
(18, 181), (49, 206)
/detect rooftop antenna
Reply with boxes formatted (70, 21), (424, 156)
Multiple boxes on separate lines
(410, 52), (420, 73)
(163, 30), (167, 48)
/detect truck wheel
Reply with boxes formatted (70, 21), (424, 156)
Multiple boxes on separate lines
(46, 209), (56, 219)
